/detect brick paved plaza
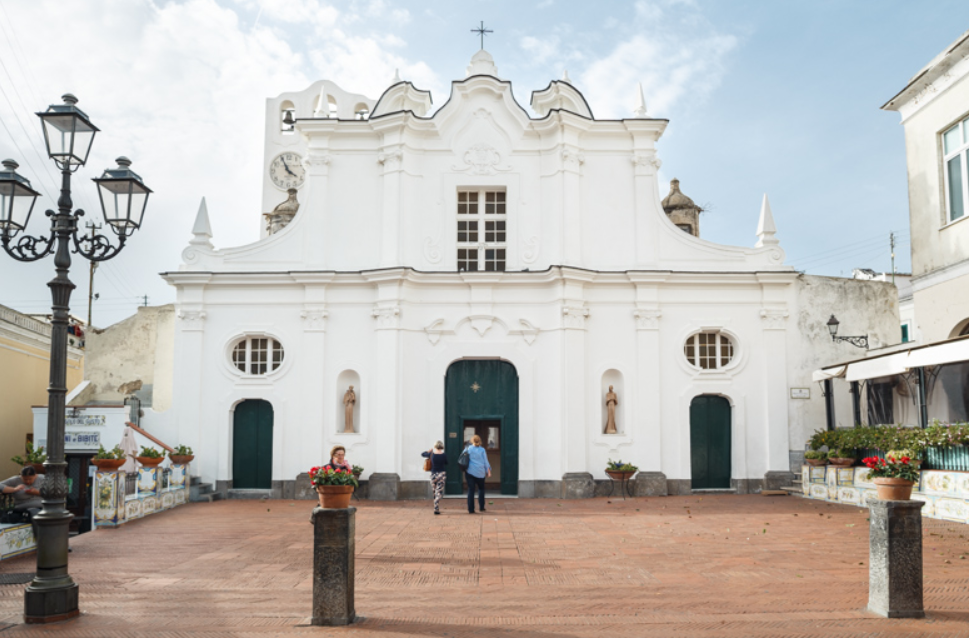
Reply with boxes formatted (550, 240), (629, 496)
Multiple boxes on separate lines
(1, 495), (968, 637)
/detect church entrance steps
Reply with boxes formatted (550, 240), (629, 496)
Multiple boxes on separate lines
(189, 476), (223, 503)
(227, 489), (272, 500)
(691, 488), (737, 495)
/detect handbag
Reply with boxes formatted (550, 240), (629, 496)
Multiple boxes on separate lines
(458, 448), (470, 469)
(423, 456), (432, 472)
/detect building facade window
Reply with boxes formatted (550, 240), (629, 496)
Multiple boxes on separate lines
(684, 332), (734, 370)
(232, 337), (284, 375)
(943, 116), (969, 223)
(457, 189), (506, 272)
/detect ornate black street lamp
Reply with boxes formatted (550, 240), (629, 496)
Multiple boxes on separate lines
(826, 314), (869, 349)
(0, 94), (151, 623)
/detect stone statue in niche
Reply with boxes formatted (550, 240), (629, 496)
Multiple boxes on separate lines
(604, 385), (618, 434)
(265, 188), (300, 235)
(343, 385), (356, 433)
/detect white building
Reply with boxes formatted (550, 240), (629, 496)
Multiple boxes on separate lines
(156, 50), (900, 499)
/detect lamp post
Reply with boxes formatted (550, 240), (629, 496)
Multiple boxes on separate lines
(826, 314), (869, 350)
(0, 94), (151, 623)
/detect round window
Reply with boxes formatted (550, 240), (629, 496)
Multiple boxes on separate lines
(684, 332), (734, 370)
(231, 337), (284, 375)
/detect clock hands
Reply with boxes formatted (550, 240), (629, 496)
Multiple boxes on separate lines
(281, 157), (297, 177)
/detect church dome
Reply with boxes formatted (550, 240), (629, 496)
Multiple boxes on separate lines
(662, 179), (698, 213)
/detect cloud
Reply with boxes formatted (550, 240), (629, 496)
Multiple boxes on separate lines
(530, 1), (739, 119)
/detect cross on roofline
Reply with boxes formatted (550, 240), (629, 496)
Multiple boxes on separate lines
(471, 20), (492, 50)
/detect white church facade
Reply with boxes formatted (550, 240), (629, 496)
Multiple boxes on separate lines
(159, 50), (901, 499)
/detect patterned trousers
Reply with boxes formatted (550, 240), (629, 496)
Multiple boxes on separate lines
(431, 472), (446, 511)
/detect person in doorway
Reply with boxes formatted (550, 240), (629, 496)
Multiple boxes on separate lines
(421, 441), (448, 515)
(463, 435), (491, 514)
(324, 445), (352, 472)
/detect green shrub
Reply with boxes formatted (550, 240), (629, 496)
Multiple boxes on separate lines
(804, 450), (827, 460)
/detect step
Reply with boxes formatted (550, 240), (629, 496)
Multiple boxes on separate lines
(780, 486), (804, 495)
(202, 492), (224, 503)
(691, 488), (737, 495)
(189, 481), (216, 502)
(227, 489), (272, 500)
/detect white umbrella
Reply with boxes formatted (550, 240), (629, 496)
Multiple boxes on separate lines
(119, 426), (139, 474)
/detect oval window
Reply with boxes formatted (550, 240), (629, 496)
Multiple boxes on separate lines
(684, 332), (734, 370)
(231, 337), (284, 375)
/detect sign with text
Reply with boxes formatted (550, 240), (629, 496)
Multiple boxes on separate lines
(65, 414), (107, 427)
(65, 431), (101, 449)
(790, 388), (811, 399)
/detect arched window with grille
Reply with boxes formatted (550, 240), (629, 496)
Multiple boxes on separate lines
(684, 332), (734, 370)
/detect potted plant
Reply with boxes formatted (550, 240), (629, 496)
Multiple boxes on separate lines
(605, 459), (638, 480)
(885, 449), (921, 468)
(136, 446), (166, 468)
(11, 442), (47, 474)
(804, 450), (827, 467)
(309, 465), (359, 508)
(827, 449), (856, 467)
(351, 464), (364, 479)
(169, 445), (195, 465)
(90, 445), (126, 471)
(862, 454), (920, 500)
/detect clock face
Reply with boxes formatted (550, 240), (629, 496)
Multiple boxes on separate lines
(269, 153), (305, 190)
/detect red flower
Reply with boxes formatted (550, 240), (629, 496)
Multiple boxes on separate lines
(901, 457), (910, 464)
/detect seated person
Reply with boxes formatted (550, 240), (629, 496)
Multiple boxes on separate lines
(323, 445), (352, 472)
(1, 466), (43, 528)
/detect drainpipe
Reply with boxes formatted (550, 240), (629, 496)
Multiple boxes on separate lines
(850, 381), (862, 427)
(823, 379), (836, 431)
(916, 367), (929, 429)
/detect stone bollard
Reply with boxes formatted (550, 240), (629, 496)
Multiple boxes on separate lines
(311, 507), (356, 626)
(868, 499), (926, 618)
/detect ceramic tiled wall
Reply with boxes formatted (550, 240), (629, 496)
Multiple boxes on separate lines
(95, 463), (190, 528)
(800, 465), (969, 524)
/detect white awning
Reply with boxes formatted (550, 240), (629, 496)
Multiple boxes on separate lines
(907, 338), (969, 369)
(846, 352), (909, 381)
(812, 365), (847, 382)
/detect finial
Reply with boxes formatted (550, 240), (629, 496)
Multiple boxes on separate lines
(2, 159), (19, 171)
(756, 193), (779, 247)
(562, 69), (571, 83)
(115, 156), (132, 168)
(62, 93), (78, 106)
(314, 85), (328, 118)
(633, 83), (647, 118)
(471, 20), (493, 50)
(190, 197), (214, 248)
(393, 68), (401, 83)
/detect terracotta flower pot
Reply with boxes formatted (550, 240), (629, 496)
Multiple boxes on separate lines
(828, 458), (855, 467)
(873, 477), (916, 501)
(27, 463), (46, 474)
(90, 458), (126, 471)
(137, 456), (165, 468)
(169, 455), (195, 465)
(605, 470), (637, 481)
(316, 485), (354, 509)
(805, 458), (827, 467)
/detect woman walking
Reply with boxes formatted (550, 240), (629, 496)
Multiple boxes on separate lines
(463, 434), (491, 514)
(421, 441), (448, 515)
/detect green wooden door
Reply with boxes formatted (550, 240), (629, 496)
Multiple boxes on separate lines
(233, 399), (273, 489)
(445, 360), (519, 495)
(690, 395), (731, 489)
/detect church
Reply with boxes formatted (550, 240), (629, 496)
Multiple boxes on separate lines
(159, 48), (899, 499)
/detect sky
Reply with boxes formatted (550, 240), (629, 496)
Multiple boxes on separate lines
(0, 0), (967, 327)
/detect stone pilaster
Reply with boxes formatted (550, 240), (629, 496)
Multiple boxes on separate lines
(868, 500), (926, 619)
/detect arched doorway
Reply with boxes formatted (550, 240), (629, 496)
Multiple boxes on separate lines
(232, 399), (273, 489)
(690, 395), (731, 489)
(444, 359), (519, 495)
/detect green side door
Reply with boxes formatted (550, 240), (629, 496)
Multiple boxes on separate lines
(233, 399), (273, 489)
(690, 395), (731, 489)
(444, 359), (519, 495)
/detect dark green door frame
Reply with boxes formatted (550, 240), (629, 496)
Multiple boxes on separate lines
(689, 394), (731, 489)
(444, 359), (519, 495)
(232, 399), (273, 489)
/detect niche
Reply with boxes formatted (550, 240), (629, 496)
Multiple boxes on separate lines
(600, 369), (625, 434)
(336, 370), (361, 434)
(353, 102), (370, 120)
